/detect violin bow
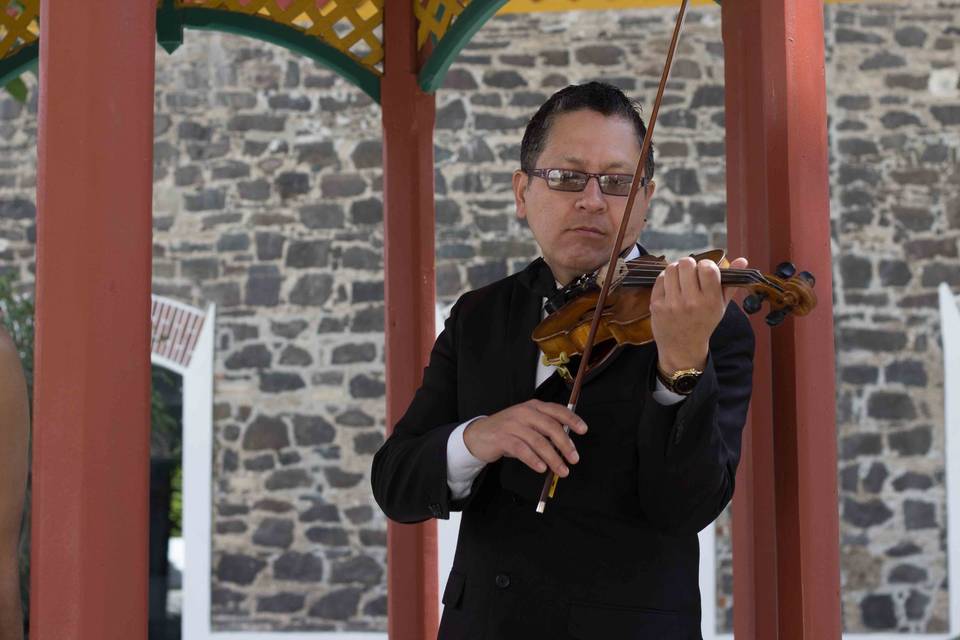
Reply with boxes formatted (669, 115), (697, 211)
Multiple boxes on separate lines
(536, 0), (692, 513)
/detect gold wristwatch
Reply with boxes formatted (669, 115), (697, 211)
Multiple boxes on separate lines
(656, 365), (703, 395)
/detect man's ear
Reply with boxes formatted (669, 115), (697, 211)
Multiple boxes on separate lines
(513, 169), (528, 220)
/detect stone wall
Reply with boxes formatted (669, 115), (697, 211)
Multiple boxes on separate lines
(0, 0), (957, 633)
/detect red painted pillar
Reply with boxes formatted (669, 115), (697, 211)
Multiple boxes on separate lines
(723, 1), (842, 638)
(381, 4), (439, 640)
(32, 2), (155, 639)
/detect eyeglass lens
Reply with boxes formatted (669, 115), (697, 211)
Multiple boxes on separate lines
(544, 169), (634, 196)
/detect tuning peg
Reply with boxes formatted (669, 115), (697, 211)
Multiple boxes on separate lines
(797, 270), (816, 287)
(775, 262), (796, 279)
(743, 294), (764, 315)
(765, 309), (789, 327)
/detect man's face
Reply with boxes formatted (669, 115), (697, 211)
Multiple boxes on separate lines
(513, 109), (655, 285)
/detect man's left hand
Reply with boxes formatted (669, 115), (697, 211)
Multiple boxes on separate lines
(650, 256), (749, 373)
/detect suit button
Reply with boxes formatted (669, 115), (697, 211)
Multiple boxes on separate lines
(495, 573), (510, 589)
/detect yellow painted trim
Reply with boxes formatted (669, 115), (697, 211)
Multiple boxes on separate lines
(499, 0), (868, 13)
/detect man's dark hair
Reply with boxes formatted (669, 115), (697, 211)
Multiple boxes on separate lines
(520, 81), (655, 181)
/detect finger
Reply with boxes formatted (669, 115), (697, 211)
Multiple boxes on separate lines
(528, 415), (580, 465)
(504, 436), (549, 475)
(522, 407), (579, 468)
(533, 401), (588, 435)
(697, 259), (722, 301)
(652, 267), (667, 303)
(723, 257), (749, 303)
(677, 257), (700, 296)
(663, 261), (682, 302)
(513, 426), (569, 477)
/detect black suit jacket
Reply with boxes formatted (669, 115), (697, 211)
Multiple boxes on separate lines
(372, 256), (755, 640)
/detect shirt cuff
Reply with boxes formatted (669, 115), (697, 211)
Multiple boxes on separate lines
(653, 377), (686, 406)
(447, 417), (488, 499)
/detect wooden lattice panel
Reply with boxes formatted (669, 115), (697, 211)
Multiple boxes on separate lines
(151, 296), (207, 369)
(177, 0), (384, 73)
(0, 0), (39, 62)
(415, 0), (469, 50)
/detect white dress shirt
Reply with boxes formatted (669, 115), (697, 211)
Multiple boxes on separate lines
(446, 247), (686, 499)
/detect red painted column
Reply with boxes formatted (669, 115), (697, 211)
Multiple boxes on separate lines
(723, 1), (842, 638)
(381, 4), (439, 640)
(32, 2), (156, 639)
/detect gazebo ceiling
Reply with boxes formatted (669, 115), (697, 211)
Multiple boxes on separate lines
(1, 0), (733, 100)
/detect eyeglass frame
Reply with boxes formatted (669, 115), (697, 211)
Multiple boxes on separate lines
(526, 168), (651, 197)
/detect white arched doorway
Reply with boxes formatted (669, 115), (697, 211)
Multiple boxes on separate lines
(150, 295), (216, 640)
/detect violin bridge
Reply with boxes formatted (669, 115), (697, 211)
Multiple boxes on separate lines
(542, 352), (574, 382)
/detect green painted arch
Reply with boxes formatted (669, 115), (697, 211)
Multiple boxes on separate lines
(0, 42), (39, 90)
(0, 6), (380, 103)
(418, 0), (509, 94)
(158, 6), (380, 103)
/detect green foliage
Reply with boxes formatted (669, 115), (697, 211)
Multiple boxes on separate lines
(0, 274), (32, 631)
(3, 77), (27, 103)
(170, 464), (182, 538)
(0, 275), (33, 401)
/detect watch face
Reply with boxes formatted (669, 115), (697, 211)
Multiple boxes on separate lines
(674, 373), (700, 395)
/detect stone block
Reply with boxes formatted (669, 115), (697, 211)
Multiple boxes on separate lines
(885, 360), (927, 386)
(293, 415), (334, 446)
(691, 85), (724, 109)
(184, 189), (226, 212)
(308, 587), (361, 620)
(436, 100), (467, 130)
(889, 564), (927, 583)
(301, 203), (345, 229)
(336, 409), (376, 428)
(860, 594), (896, 630)
(349, 374), (385, 399)
(351, 305), (384, 332)
(267, 94), (311, 111)
(253, 517), (294, 548)
(841, 365), (878, 384)
(482, 70), (526, 89)
(839, 254), (872, 288)
(257, 593), (305, 613)
(881, 110), (923, 129)
(321, 174), (366, 198)
(244, 453), (275, 471)
(836, 28), (885, 44)
(217, 233), (250, 252)
(290, 274), (334, 306)
(840, 432), (883, 459)
(259, 372), (306, 393)
(442, 68), (478, 90)
(226, 344), (272, 370)
(332, 343), (377, 364)
(860, 52), (906, 70)
(892, 471), (933, 491)
(216, 520), (246, 534)
(276, 172), (310, 199)
(843, 497), (893, 528)
(354, 432), (384, 455)
(306, 526), (349, 546)
(662, 168), (700, 195)
(905, 590), (930, 620)
(323, 467), (364, 489)
(331, 555), (383, 586)
(931, 105), (960, 126)
(265, 468), (311, 491)
(216, 553), (266, 586)
(838, 328), (907, 351)
(246, 265), (282, 306)
(228, 115), (286, 132)
(274, 551), (324, 582)
(885, 73), (929, 90)
(286, 240), (330, 268)
(895, 26), (928, 47)
(903, 499), (936, 529)
(904, 238), (957, 260)
(867, 391), (916, 420)
(888, 427), (932, 456)
(296, 141), (339, 170)
(921, 262), (960, 287)
(862, 462), (888, 493)
(278, 345), (312, 366)
(575, 45), (624, 66)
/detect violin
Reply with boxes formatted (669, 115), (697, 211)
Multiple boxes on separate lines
(532, 249), (817, 379)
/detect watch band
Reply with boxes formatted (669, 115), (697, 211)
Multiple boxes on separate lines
(656, 365), (703, 396)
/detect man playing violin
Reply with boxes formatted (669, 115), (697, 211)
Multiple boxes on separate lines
(372, 81), (755, 639)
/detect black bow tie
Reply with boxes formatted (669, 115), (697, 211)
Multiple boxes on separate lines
(530, 259), (559, 299)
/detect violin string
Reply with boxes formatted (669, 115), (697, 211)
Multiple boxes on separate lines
(617, 270), (788, 293)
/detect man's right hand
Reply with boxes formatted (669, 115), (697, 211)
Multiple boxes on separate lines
(463, 400), (587, 478)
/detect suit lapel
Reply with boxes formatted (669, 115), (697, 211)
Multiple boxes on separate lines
(506, 265), (548, 406)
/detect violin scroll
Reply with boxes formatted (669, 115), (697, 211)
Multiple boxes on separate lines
(740, 261), (818, 326)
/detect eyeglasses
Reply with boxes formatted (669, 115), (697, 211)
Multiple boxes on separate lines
(527, 168), (648, 197)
